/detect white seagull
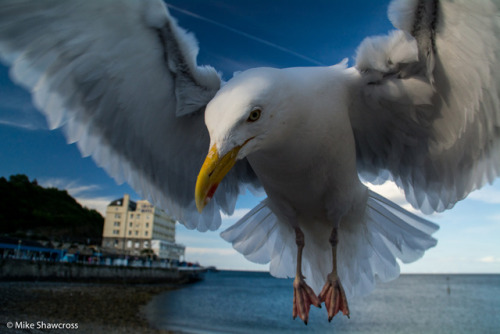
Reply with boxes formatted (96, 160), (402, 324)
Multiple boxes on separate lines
(1, 0), (499, 324)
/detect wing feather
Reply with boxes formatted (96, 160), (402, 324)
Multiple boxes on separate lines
(350, 0), (500, 213)
(0, 0), (259, 230)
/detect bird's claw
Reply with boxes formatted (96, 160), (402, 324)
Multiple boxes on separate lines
(292, 275), (321, 324)
(318, 273), (350, 321)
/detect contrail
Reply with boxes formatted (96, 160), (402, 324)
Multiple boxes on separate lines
(166, 3), (325, 66)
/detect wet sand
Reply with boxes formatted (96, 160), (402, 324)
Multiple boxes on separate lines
(0, 282), (180, 333)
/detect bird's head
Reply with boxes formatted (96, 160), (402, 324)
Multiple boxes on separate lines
(195, 67), (291, 212)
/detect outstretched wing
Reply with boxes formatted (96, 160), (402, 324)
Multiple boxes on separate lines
(0, 0), (259, 231)
(349, 0), (500, 213)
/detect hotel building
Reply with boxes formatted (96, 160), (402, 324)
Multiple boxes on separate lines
(101, 194), (185, 261)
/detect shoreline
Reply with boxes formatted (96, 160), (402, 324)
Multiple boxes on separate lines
(0, 258), (205, 284)
(0, 281), (183, 333)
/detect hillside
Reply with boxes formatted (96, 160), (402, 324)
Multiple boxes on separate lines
(0, 174), (103, 244)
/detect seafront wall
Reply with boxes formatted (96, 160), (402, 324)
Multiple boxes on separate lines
(0, 259), (202, 284)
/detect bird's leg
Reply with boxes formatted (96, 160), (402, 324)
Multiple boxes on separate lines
(292, 227), (321, 324)
(318, 227), (350, 321)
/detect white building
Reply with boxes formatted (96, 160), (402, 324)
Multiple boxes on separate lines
(102, 194), (185, 261)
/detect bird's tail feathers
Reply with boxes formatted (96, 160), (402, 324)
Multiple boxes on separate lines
(337, 190), (439, 299)
(220, 199), (296, 278)
(221, 191), (438, 299)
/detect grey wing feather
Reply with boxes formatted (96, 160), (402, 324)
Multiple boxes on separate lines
(0, 0), (260, 231)
(349, 0), (500, 213)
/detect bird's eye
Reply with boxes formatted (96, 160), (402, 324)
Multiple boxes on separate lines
(247, 109), (261, 122)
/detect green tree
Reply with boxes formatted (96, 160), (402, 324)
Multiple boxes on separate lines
(0, 174), (104, 244)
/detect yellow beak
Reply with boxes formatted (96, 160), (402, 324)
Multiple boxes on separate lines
(195, 145), (241, 213)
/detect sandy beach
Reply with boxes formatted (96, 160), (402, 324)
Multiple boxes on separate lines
(0, 282), (180, 333)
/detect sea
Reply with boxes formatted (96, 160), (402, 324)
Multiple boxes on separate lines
(145, 271), (500, 334)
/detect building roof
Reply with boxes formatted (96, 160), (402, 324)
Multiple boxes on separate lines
(109, 197), (136, 210)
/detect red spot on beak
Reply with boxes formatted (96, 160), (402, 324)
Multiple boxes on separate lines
(207, 183), (219, 201)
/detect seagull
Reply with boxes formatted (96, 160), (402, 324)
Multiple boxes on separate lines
(0, 0), (499, 324)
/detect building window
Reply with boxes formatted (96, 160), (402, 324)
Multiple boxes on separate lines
(146, 223), (149, 228)
(115, 213), (121, 218)
(112, 229), (120, 235)
(135, 231), (139, 236)
(135, 242), (140, 248)
(129, 222), (133, 227)
(113, 221), (120, 227)
(145, 231), (149, 236)
(114, 239), (119, 246)
(128, 231), (132, 236)
(127, 240), (132, 248)
(137, 214), (141, 219)
(130, 213), (134, 218)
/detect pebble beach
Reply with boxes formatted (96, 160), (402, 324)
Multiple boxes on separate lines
(0, 282), (180, 334)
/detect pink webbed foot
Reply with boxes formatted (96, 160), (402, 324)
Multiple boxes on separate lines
(318, 273), (350, 321)
(292, 275), (321, 324)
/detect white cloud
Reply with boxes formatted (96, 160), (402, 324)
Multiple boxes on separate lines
(0, 118), (45, 130)
(479, 256), (500, 263)
(38, 177), (112, 215)
(186, 247), (238, 256)
(220, 208), (252, 230)
(76, 197), (113, 216)
(365, 181), (421, 213)
(364, 181), (445, 218)
(0, 93), (48, 130)
(468, 186), (500, 204)
(221, 208), (251, 220)
(366, 181), (406, 204)
(39, 177), (100, 196)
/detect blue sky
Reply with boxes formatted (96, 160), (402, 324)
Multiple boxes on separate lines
(0, 0), (499, 273)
